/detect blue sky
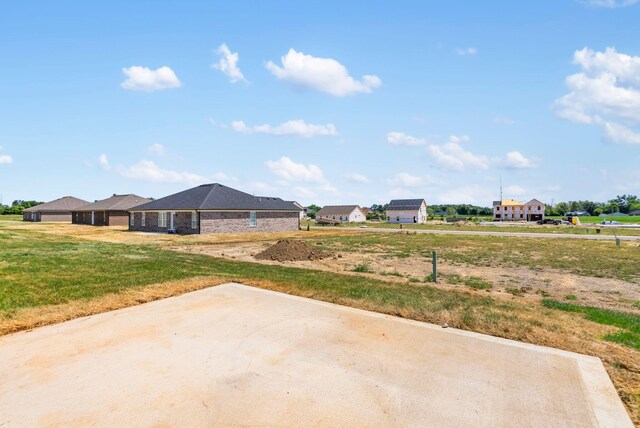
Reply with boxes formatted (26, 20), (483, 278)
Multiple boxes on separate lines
(1, 1), (639, 207)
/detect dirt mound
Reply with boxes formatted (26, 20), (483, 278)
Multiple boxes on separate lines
(255, 240), (329, 262)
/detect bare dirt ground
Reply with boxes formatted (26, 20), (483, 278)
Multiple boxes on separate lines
(171, 241), (640, 314)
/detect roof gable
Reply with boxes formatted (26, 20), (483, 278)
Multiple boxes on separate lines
(317, 205), (362, 216)
(24, 196), (90, 212)
(75, 194), (151, 211)
(386, 199), (426, 211)
(131, 183), (301, 211)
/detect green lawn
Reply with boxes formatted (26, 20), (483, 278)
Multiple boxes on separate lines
(542, 300), (640, 350)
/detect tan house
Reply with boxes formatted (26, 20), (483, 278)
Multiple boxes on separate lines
(73, 194), (151, 226)
(493, 199), (545, 221)
(316, 205), (366, 223)
(23, 196), (89, 222)
(386, 199), (428, 224)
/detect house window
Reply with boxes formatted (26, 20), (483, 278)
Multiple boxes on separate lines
(141, 212), (145, 227)
(538, 206), (541, 210)
(158, 212), (167, 228)
(249, 211), (257, 227)
(130, 213), (134, 227)
(191, 212), (198, 229)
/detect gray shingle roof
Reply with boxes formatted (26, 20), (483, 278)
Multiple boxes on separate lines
(74, 194), (151, 212)
(316, 205), (362, 216)
(24, 196), (90, 213)
(386, 199), (426, 211)
(130, 184), (301, 212)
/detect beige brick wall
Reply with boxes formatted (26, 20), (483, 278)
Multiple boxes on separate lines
(200, 211), (299, 234)
(129, 211), (299, 234)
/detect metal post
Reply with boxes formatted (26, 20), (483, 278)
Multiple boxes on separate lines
(432, 251), (437, 283)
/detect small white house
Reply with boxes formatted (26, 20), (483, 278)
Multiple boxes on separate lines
(291, 201), (306, 220)
(386, 199), (428, 224)
(493, 199), (545, 221)
(316, 205), (366, 222)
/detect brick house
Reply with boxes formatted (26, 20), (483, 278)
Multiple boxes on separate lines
(22, 196), (89, 222)
(72, 194), (151, 226)
(316, 205), (366, 223)
(128, 183), (302, 234)
(493, 199), (545, 221)
(386, 199), (428, 224)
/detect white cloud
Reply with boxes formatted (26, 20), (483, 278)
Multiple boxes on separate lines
(0, 146), (11, 164)
(98, 153), (111, 170)
(582, 0), (637, 8)
(147, 143), (166, 157)
(554, 47), (640, 145)
(456, 47), (478, 56)
(265, 156), (326, 183)
(121, 66), (181, 92)
(427, 142), (491, 172)
(211, 43), (246, 83)
(601, 121), (640, 145)
(117, 160), (207, 185)
(386, 172), (423, 187)
(448, 135), (470, 144)
(499, 151), (537, 169)
(386, 132), (427, 146)
(344, 172), (370, 184)
(232, 119), (337, 138)
(266, 49), (381, 97)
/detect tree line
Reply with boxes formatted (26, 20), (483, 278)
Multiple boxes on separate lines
(0, 200), (43, 215)
(545, 195), (639, 216)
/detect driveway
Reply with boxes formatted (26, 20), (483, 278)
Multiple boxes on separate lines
(0, 283), (632, 427)
(316, 226), (640, 241)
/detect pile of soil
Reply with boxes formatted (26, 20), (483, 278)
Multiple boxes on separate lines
(255, 240), (329, 262)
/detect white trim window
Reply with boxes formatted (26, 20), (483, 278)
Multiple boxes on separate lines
(158, 212), (167, 228)
(141, 212), (145, 227)
(249, 211), (257, 227)
(130, 213), (134, 227)
(191, 212), (198, 229)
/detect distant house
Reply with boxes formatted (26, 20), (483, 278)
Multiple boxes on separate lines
(129, 183), (301, 234)
(291, 201), (305, 220)
(386, 199), (427, 224)
(72, 194), (151, 226)
(22, 196), (89, 222)
(629, 209), (640, 216)
(316, 205), (366, 223)
(361, 207), (370, 216)
(599, 212), (629, 217)
(493, 199), (545, 221)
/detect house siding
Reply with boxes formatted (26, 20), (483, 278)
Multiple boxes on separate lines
(23, 211), (71, 222)
(200, 211), (299, 234)
(71, 210), (131, 226)
(129, 211), (299, 234)
(387, 203), (427, 224)
(129, 212), (200, 235)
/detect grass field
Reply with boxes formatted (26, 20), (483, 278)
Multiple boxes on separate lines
(305, 219), (640, 236)
(314, 232), (640, 283)
(0, 216), (638, 422)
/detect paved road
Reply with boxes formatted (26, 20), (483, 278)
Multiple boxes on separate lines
(314, 226), (640, 241)
(0, 284), (632, 427)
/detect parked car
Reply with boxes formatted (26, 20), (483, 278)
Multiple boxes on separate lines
(537, 219), (560, 225)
